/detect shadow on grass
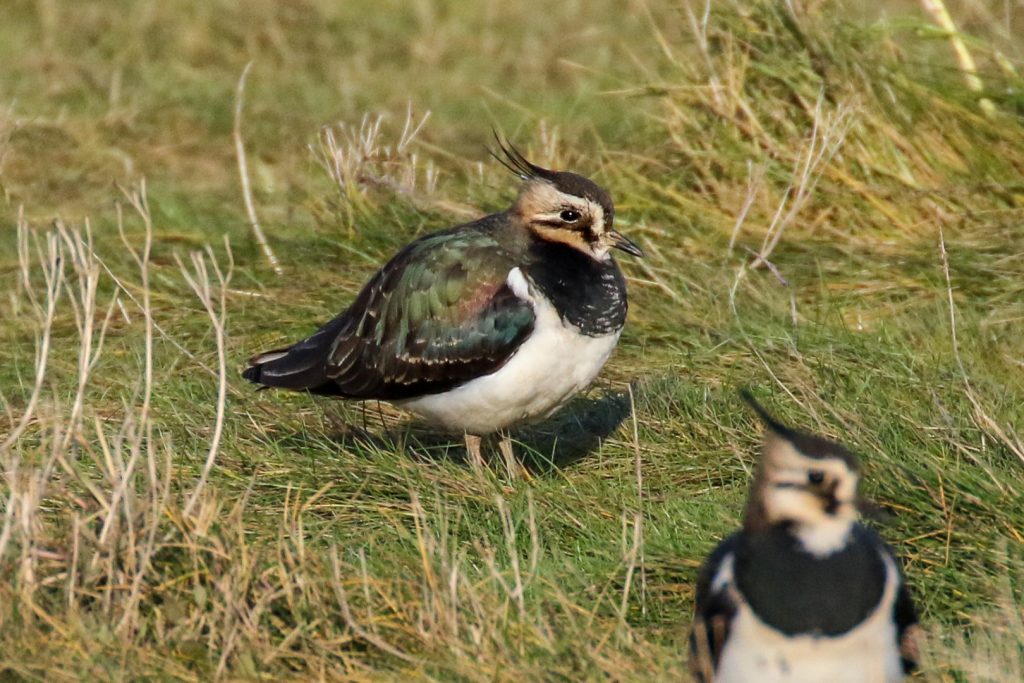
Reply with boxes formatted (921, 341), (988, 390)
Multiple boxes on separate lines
(303, 390), (633, 475)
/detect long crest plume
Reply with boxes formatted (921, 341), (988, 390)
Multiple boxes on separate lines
(740, 388), (794, 439)
(489, 131), (558, 183)
(740, 388), (802, 532)
(740, 387), (860, 471)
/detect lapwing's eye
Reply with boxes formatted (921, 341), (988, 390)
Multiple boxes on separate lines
(559, 209), (581, 223)
(808, 470), (825, 485)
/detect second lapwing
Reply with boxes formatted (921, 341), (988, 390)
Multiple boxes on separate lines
(689, 391), (919, 682)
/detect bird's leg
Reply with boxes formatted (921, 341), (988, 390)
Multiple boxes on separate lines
(497, 431), (528, 481)
(464, 433), (484, 471)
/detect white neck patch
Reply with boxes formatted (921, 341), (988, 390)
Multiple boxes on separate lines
(794, 516), (855, 557)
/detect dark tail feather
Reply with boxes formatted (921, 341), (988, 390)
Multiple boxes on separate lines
(242, 344), (329, 390)
(242, 350), (289, 384)
(243, 317), (347, 392)
(242, 365), (259, 382)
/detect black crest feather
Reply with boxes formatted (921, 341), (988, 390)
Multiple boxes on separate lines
(489, 131), (559, 182)
(739, 388), (860, 469)
(740, 388), (796, 438)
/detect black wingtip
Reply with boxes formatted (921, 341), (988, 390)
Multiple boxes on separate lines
(739, 388), (793, 437)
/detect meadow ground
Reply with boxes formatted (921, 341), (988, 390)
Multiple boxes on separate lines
(1, 0), (1023, 680)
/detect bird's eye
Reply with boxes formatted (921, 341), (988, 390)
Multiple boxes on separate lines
(808, 470), (825, 485)
(559, 209), (581, 223)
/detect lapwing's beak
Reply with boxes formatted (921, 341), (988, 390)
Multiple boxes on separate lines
(609, 230), (644, 257)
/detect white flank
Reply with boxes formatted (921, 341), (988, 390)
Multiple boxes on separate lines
(713, 553), (905, 683)
(254, 350), (290, 364)
(397, 267), (619, 434)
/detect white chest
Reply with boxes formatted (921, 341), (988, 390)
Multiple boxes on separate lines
(713, 554), (904, 683)
(397, 267), (621, 434)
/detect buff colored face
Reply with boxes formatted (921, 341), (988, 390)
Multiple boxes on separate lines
(760, 434), (860, 528)
(515, 179), (642, 261)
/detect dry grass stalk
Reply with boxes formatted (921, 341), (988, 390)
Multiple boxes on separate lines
(919, 0), (997, 115)
(3, 212), (62, 453)
(313, 106), (438, 229)
(176, 240), (233, 517)
(938, 226), (1024, 468)
(234, 62), (284, 276)
(0, 194), (243, 671)
(0, 103), (16, 182)
(749, 94), (855, 270)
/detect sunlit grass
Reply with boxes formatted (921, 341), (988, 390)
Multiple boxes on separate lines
(1, 0), (1022, 679)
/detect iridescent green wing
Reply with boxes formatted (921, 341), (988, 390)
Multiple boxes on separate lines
(326, 229), (535, 399)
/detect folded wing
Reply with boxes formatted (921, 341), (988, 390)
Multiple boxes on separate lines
(244, 230), (536, 400)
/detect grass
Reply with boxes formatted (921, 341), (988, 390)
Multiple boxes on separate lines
(1, 0), (1023, 680)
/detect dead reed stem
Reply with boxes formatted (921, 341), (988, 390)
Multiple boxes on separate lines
(234, 62), (284, 276)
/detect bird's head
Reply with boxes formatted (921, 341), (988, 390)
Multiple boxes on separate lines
(741, 390), (861, 556)
(493, 138), (643, 262)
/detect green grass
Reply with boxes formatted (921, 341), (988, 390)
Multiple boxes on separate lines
(2, 0), (1023, 680)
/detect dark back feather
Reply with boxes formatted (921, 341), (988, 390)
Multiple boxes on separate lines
(319, 220), (535, 399)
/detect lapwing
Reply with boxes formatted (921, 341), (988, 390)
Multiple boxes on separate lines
(243, 139), (643, 470)
(689, 391), (919, 683)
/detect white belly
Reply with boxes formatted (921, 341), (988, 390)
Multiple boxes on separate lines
(398, 325), (618, 434)
(396, 267), (621, 434)
(715, 608), (904, 683)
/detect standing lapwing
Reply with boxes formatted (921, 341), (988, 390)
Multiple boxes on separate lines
(689, 391), (919, 682)
(243, 138), (643, 470)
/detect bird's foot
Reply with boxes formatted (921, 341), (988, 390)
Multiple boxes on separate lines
(464, 433), (485, 472)
(497, 433), (531, 481)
